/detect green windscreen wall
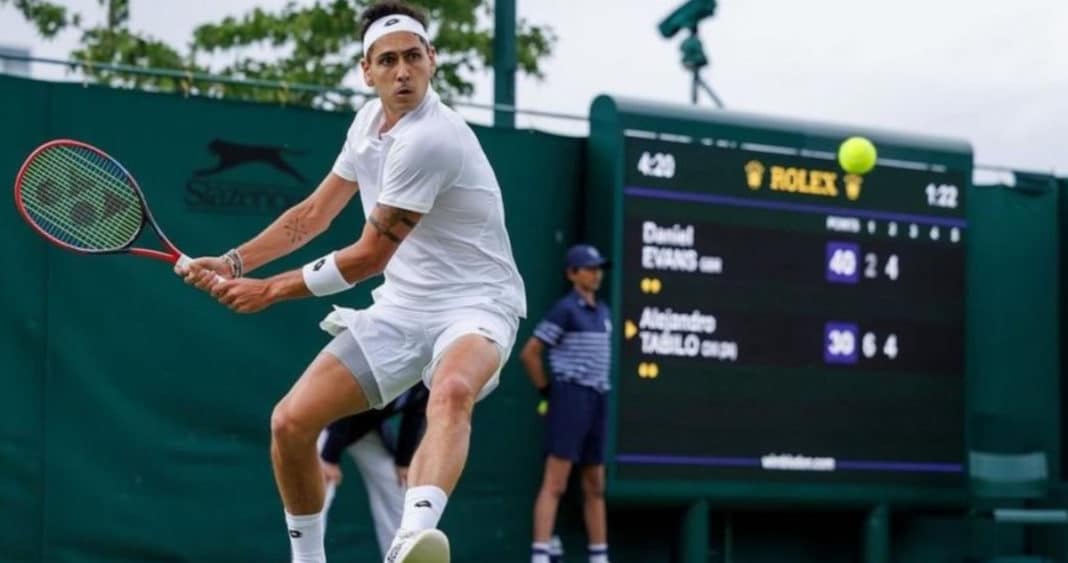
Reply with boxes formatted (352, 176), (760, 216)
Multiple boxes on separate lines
(0, 74), (584, 562)
(1, 73), (1064, 562)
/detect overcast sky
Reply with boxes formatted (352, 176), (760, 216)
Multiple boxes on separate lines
(1, 0), (1065, 174)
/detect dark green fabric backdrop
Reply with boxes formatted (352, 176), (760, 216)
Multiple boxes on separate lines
(1, 73), (1064, 562)
(0, 75), (584, 562)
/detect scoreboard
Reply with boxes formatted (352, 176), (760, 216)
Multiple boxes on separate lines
(587, 97), (972, 504)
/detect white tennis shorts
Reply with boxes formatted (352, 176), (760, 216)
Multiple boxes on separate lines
(325, 302), (519, 409)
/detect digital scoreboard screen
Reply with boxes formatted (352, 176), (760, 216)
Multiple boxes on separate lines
(591, 99), (971, 499)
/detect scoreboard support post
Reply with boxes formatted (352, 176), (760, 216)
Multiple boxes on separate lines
(864, 504), (890, 563)
(680, 499), (710, 563)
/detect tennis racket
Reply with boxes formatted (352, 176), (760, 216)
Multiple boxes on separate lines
(14, 139), (200, 271)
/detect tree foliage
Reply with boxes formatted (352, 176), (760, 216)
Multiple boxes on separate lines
(2, 0), (555, 108)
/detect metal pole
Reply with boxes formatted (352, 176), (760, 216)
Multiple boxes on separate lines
(863, 504), (890, 563)
(697, 76), (725, 109)
(681, 499), (710, 563)
(0, 53), (590, 123)
(493, 0), (517, 128)
(691, 70), (699, 105)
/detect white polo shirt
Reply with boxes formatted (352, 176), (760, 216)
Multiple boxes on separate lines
(332, 87), (526, 319)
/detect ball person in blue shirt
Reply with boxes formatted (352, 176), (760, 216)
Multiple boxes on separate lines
(521, 244), (612, 563)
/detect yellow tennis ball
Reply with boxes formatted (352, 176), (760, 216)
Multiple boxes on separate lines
(838, 136), (877, 175)
(537, 399), (548, 416)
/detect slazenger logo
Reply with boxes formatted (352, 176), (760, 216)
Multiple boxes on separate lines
(185, 139), (309, 215)
(196, 139), (306, 183)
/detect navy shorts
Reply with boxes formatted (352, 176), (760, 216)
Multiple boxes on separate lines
(545, 379), (607, 465)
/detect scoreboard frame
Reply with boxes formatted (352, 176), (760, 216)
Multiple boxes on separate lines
(586, 95), (974, 507)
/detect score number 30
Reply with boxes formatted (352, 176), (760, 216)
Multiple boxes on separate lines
(826, 325), (899, 364)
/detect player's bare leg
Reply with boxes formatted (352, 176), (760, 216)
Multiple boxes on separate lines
(384, 334), (502, 563)
(409, 335), (500, 490)
(272, 351), (370, 563)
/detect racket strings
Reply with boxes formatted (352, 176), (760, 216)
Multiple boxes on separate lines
(20, 145), (144, 251)
(40, 147), (139, 221)
(43, 148), (142, 237)
(22, 167), (131, 250)
(22, 163), (134, 247)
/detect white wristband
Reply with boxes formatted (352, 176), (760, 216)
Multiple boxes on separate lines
(302, 251), (354, 296)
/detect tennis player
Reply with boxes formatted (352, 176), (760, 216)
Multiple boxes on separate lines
(176, 2), (526, 561)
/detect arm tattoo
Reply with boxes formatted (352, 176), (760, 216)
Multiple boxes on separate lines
(283, 207), (311, 244)
(369, 204), (421, 245)
(368, 215), (401, 243)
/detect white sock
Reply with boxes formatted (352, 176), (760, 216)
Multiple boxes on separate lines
(285, 511), (325, 563)
(320, 482), (336, 535)
(589, 543), (609, 563)
(531, 542), (551, 563)
(398, 485), (448, 533)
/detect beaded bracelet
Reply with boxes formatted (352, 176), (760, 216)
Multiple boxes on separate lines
(222, 248), (244, 278)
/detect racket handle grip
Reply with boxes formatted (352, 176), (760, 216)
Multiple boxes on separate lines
(176, 254), (227, 283)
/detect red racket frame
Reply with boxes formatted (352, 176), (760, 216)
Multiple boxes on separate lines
(14, 139), (186, 264)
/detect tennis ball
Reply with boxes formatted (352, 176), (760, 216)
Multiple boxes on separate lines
(838, 136), (877, 175)
(537, 399), (548, 416)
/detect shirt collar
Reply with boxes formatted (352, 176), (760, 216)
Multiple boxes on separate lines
(571, 288), (598, 310)
(379, 86), (439, 139)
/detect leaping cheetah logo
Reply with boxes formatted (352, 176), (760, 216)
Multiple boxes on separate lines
(195, 139), (306, 183)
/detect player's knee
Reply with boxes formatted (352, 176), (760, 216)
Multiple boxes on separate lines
(270, 402), (315, 444)
(428, 374), (477, 418)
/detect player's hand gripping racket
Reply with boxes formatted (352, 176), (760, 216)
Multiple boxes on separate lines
(13, 139), (221, 279)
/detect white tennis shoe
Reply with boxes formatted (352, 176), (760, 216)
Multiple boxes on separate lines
(384, 528), (450, 563)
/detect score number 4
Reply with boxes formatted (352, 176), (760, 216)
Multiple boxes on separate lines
(637, 151), (676, 179)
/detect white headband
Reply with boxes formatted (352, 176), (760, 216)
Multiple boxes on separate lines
(363, 14), (430, 52)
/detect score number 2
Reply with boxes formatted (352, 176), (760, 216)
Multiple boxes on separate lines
(637, 151), (676, 179)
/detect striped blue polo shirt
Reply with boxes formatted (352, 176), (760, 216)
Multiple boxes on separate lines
(533, 289), (612, 393)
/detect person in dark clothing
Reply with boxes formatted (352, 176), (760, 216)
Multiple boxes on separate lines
(521, 244), (613, 563)
(318, 385), (428, 557)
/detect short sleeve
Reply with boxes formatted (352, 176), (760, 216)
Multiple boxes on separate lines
(332, 108), (374, 183)
(533, 299), (571, 347)
(331, 131), (358, 182)
(377, 134), (462, 213)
